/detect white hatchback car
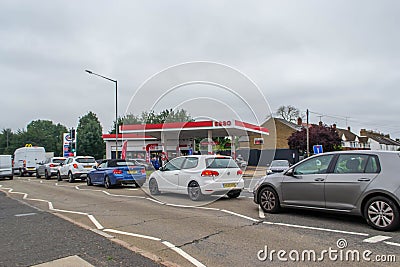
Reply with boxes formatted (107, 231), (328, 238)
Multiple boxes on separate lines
(57, 156), (97, 183)
(148, 155), (244, 201)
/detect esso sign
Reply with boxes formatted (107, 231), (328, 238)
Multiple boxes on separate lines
(214, 121), (231, 127)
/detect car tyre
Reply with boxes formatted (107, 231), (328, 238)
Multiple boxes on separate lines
(20, 169), (24, 177)
(36, 171), (41, 179)
(68, 172), (74, 183)
(259, 187), (281, 213)
(87, 176), (92, 186)
(364, 196), (400, 231)
(149, 178), (160, 195)
(104, 176), (112, 189)
(57, 171), (62, 181)
(188, 181), (203, 201)
(9, 175), (13, 180)
(227, 189), (241, 199)
(45, 170), (50, 180)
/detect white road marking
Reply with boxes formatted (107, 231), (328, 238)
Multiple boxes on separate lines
(263, 221), (369, 236)
(88, 214), (104, 230)
(221, 209), (261, 223)
(258, 206), (265, 219)
(162, 241), (206, 267)
(15, 212), (37, 217)
(104, 229), (161, 241)
(384, 241), (400, 247)
(363, 235), (392, 243)
(91, 229), (114, 239)
(146, 197), (165, 205)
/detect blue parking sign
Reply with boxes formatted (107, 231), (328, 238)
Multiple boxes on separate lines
(313, 145), (323, 154)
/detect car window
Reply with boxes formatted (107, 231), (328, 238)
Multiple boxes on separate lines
(294, 154), (334, 175)
(271, 160), (289, 167)
(182, 157), (198, 169)
(333, 154), (380, 174)
(163, 157), (185, 171)
(206, 157), (238, 169)
(53, 159), (65, 164)
(99, 162), (107, 168)
(67, 158), (73, 164)
(76, 158), (96, 163)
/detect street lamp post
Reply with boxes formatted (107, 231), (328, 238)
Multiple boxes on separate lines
(85, 70), (119, 159)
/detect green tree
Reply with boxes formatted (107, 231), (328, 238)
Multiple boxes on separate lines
(77, 111), (105, 159)
(0, 128), (14, 154)
(24, 120), (68, 156)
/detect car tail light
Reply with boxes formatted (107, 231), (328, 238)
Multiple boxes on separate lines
(113, 169), (123, 175)
(73, 164), (78, 169)
(141, 168), (146, 174)
(237, 170), (243, 175)
(49, 164), (55, 167)
(201, 170), (219, 177)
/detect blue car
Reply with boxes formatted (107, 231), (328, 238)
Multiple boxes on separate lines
(87, 159), (146, 189)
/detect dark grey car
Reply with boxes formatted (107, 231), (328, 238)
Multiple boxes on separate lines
(253, 151), (400, 231)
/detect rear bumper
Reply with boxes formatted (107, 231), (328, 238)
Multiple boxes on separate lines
(201, 180), (245, 195)
(114, 175), (146, 185)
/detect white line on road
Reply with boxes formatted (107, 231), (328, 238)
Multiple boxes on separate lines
(384, 241), (400, 247)
(15, 212), (37, 217)
(91, 229), (114, 239)
(88, 214), (104, 230)
(104, 229), (161, 241)
(162, 241), (206, 267)
(363, 235), (392, 243)
(258, 206), (265, 219)
(263, 221), (369, 236)
(221, 209), (261, 223)
(146, 197), (165, 205)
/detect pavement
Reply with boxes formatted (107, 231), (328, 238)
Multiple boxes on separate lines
(0, 191), (162, 267)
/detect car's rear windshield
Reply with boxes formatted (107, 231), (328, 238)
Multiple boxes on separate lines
(107, 160), (137, 167)
(271, 160), (289, 167)
(206, 158), (238, 168)
(53, 159), (65, 164)
(76, 158), (95, 163)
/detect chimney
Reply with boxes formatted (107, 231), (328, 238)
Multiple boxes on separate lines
(319, 121), (323, 126)
(332, 124), (336, 129)
(297, 117), (302, 126)
(347, 126), (351, 131)
(360, 129), (367, 136)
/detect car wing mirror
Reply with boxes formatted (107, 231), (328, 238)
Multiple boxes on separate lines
(285, 168), (296, 177)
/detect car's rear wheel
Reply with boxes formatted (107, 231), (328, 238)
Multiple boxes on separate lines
(364, 196), (400, 231)
(57, 172), (62, 181)
(36, 171), (41, 178)
(19, 169), (24, 177)
(259, 187), (281, 213)
(188, 181), (203, 201)
(104, 176), (112, 189)
(45, 170), (50, 180)
(227, 189), (241, 199)
(68, 172), (74, 183)
(9, 175), (13, 180)
(149, 178), (160, 195)
(87, 176), (92, 186)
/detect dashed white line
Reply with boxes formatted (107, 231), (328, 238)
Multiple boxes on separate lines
(363, 235), (392, 243)
(162, 241), (206, 267)
(104, 229), (161, 241)
(88, 214), (104, 230)
(384, 241), (400, 247)
(221, 209), (261, 223)
(15, 212), (37, 217)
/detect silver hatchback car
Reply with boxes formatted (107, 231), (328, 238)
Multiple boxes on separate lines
(253, 151), (400, 231)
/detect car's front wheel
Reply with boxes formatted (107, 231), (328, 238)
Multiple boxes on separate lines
(259, 187), (281, 213)
(36, 171), (41, 178)
(87, 176), (92, 186)
(149, 178), (160, 195)
(188, 181), (203, 201)
(364, 196), (400, 231)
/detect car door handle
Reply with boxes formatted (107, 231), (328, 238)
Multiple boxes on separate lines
(314, 178), (325, 182)
(358, 178), (370, 182)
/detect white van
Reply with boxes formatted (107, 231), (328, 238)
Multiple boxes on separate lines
(13, 147), (46, 177)
(0, 155), (13, 179)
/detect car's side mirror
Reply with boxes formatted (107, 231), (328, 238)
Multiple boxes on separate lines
(285, 168), (295, 177)
(159, 166), (165, 171)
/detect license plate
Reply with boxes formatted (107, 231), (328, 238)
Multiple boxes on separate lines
(128, 170), (137, 174)
(27, 167), (35, 170)
(223, 183), (236, 188)
(84, 165), (93, 169)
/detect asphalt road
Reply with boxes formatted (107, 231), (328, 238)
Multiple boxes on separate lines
(1, 176), (399, 267)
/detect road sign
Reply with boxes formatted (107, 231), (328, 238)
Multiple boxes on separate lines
(313, 145), (323, 154)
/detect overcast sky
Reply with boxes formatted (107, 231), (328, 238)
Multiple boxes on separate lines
(1, 0), (399, 139)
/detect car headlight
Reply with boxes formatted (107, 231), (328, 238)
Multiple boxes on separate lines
(252, 177), (266, 192)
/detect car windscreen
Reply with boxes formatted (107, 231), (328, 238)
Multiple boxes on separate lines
(76, 158), (96, 163)
(53, 159), (65, 164)
(206, 158), (238, 168)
